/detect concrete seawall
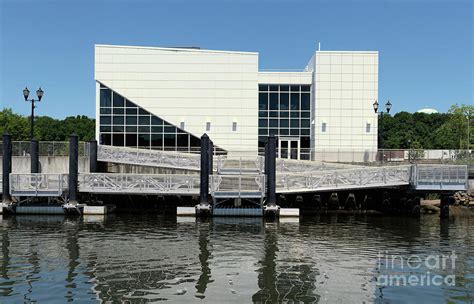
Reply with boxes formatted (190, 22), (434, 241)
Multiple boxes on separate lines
(0, 156), (90, 173)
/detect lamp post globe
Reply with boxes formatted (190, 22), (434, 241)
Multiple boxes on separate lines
(23, 87), (30, 101)
(36, 87), (44, 101)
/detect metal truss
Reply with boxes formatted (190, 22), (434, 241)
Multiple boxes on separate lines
(97, 145), (201, 171)
(78, 173), (200, 195)
(9, 173), (68, 197)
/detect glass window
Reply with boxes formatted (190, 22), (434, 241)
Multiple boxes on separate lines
(290, 129), (299, 136)
(113, 125), (124, 132)
(139, 126), (150, 133)
(301, 85), (311, 92)
(290, 85), (300, 92)
(259, 111), (268, 118)
(269, 93), (278, 110)
(139, 116), (150, 125)
(190, 136), (200, 148)
(269, 119), (278, 128)
(259, 129), (268, 136)
(138, 133), (150, 147)
(100, 108), (111, 114)
(290, 93), (300, 110)
(301, 129), (310, 135)
(232, 122), (237, 132)
(126, 116), (137, 125)
(290, 119), (299, 128)
(164, 125), (175, 133)
(280, 111), (289, 118)
(280, 119), (289, 128)
(301, 137), (310, 148)
(269, 111), (278, 117)
(151, 133), (163, 148)
(139, 108), (149, 115)
(280, 129), (289, 135)
(113, 116), (124, 125)
(126, 108), (137, 115)
(126, 126), (137, 133)
(100, 89), (112, 107)
(259, 84), (268, 91)
(100, 83), (107, 88)
(301, 119), (310, 128)
(280, 93), (289, 110)
(151, 117), (162, 126)
(259, 93), (268, 110)
(113, 108), (124, 115)
(259, 119), (268, 128)
(126, 100), (135, 107)
(164, 133), (176, 149)
(113, 92), (125, 107)
(301, 112), (310, 118)
(100, 133), (111, 145)
(269, 85), (279, 91)
(301, 93), (310, 110)
(280, 85), (289, 91)
(322, 122), (327, 132)
(291, 111), (299, 118)
(206, 122), (211, 132)
(177, 134), (188, 147)
(112, 134), (124, 146)
(366, 123), (371, 133)
(269, 129), (278, 136)
(100, 115), (111, 125)
(125, 134), (137, 147)
(151, 126), (163, 133)
(100, 126), (111, 132)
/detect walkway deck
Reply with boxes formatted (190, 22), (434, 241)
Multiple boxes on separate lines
(4, 145), (469, 198)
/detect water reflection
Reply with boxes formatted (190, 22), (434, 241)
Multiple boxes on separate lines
(0, 214), (472, 303)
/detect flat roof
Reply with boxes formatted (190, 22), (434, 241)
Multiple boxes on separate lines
(95, 44), (259, 55)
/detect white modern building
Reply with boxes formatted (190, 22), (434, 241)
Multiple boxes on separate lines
(95, 44), (378, 161)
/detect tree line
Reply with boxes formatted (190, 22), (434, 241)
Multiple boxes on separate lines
(0, 104), (472, 149)
(380, 104), (472, 150)
(0, 108), (95, 141)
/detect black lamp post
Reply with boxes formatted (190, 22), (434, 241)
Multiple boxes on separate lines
(373, 100), (392, 161)
(23, 87), (44, 140)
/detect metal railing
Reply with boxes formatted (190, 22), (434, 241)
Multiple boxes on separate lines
(97, 145), (201, 170)
(9, 173), (69, 196)
(0, 141), (90, 157)
(277, 165), (412, 193)
(413, 164), (468, 191)
(78, 173), (200, 195)
(256, 148), (473, 164)
(210, 174), (266, 198)
(216, 156), (265, 174)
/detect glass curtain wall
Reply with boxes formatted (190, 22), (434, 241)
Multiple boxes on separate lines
(258, 84), (311, 160)
(99, 83), (219, 153)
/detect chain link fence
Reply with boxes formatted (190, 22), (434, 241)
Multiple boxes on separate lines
(0, 141), (90, 157)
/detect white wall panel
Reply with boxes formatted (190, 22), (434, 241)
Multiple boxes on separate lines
(95, 45), (259, 153)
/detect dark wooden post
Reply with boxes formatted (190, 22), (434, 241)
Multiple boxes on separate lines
(266, 135), (277, 207)
(68, 135), (79, 204)
(2, 134), (12, 203)
(89, 140), (98, 173)
(208, 140), (213, 174)
(440, 195), (449, 219)
(199, 134), (210, 206)
(30, 139), (39, 173)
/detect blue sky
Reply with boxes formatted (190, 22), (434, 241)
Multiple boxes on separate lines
(0, 0), (472, 118)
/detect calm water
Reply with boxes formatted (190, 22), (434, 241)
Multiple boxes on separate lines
(0, 213), (473, 303)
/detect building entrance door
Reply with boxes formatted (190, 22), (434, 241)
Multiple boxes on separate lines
(278, 137), (300, 160)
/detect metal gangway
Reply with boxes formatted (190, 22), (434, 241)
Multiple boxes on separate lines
(7, 164), (468, 197)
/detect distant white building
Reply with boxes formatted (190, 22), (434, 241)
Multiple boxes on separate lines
(417, 108), (439, 114)
(95, 45), (378, 161)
